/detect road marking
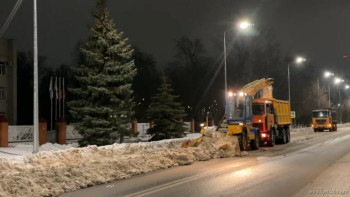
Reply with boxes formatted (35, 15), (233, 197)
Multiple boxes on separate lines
(123, 130), (350, 197)
(123, 134), (342, 197)
(123, 163), (244, 197)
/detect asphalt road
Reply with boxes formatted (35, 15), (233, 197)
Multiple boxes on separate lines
(62, 127), (350, 197)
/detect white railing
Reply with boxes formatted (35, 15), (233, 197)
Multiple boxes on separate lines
(66, 125), (82, 139)
(137, 122), (191, 135)
(8, 126), (33, 142)
(7, 122), (191, 143)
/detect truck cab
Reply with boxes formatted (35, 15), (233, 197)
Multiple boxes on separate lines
(226, 92), (260, 151)
(252, 98), (291, 146)
(311, 109), (337, 132)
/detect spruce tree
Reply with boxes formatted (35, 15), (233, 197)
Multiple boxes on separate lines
(68, 0), (136, 146)
(147, 74), (187, 140)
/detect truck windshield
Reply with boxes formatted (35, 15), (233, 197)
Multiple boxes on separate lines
(227, 96), (244, 119)
(253, 104), (265, 115)
(312, 111), (329, 118)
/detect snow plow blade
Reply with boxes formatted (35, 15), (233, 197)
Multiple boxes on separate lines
(181, 130), (241, 156)
(181, 137), (203, 148)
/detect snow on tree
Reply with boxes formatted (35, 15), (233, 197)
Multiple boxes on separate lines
(68, 0), (136, 146)
(147, 74), (187, 141)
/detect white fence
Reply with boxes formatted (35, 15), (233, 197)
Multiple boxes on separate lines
(8, 126), (34, 142)
(8, 125), (80, 143)
(66, 125), (82, 139)
(7, 122), (191, 143)
(137, 122), (191, 134)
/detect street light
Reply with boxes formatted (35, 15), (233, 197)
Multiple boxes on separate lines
(239, 21), (252, 29)
(295, 57), (307, 64)
(33, 0), (39, 153)
(324, 71), (334, 78)
(288, 56), (306, 108)
(334, 78), (344, 123)
(224, 20), (252, 110)
(334, 77), (343, 84)
(334, 77), (344, 105)
(324, 71), (334, 108)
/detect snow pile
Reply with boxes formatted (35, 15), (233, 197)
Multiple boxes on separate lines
(0, 132), (239, 197)
(9, 142), (78, 151)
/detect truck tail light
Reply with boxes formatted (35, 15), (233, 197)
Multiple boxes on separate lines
(261, 133), (267, 138)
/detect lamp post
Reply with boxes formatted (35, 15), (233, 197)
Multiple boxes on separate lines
(324, 71), (334, 108)
(33, 0), (39, 153)
(334, 77), (344, 104)
(288, 56), (306, 108)
(224, 20), (252, 109)
(334, 77), (344, 123)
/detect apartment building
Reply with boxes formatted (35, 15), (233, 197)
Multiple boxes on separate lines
(0, 38), (17, 124)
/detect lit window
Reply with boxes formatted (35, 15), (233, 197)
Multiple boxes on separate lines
(0, 62), (6, 75)
(0, 87), (5, 100)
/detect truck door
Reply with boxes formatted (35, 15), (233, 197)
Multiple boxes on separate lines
(266, 103), (275, 130)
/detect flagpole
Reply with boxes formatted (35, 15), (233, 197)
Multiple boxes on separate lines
(51, 91), (53, 130)
(58, 77), (61, 119)
(63, 77), (65, 119)
(55, 76), (57, 121)
(50, 76), (53, 131)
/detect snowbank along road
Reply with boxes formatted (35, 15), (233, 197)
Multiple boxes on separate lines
(61, 125), (350, 197)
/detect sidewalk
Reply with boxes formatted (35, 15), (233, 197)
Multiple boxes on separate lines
(294, 150), (350, 197)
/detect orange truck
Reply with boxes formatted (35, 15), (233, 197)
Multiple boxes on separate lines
(252, 98), (292, 146)
(311, 109), (337, 132)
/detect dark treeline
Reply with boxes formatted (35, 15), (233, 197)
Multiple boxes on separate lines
(17, 26), (350, 128)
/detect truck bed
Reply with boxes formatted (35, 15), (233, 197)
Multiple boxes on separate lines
(273, 99), (292, 125)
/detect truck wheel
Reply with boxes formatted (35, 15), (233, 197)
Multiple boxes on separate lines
(239, 131), (248, 151)
(314, 129), (318, 132)
(280, 129), (287, 144)
(334, 125), (337, 131)
(286, 128), (290, 143)
(250, 132), (260, 150)
(267, 130), (275, 147)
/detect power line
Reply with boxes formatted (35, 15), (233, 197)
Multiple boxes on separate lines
(0, 0), (23, 38)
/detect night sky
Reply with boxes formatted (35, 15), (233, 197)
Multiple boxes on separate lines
(1, 0), (350, 72)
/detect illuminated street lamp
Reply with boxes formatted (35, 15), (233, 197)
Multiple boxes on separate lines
(334, 78), (344, 123)
(239, 21), (252, 29)
(295, 56), (307, 64)
(224, 20), (252, 110)
(324, 71), (334, 108)
(334, 77), (343, 84)
(324, 71), (334, 78)
(288, 56), (306, 108)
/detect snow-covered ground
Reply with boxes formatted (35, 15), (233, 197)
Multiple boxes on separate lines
(0, 131), (241, 197)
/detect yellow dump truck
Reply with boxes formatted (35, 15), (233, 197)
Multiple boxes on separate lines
(311, 109), (337, 132)
(253, 98), (292, 146)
